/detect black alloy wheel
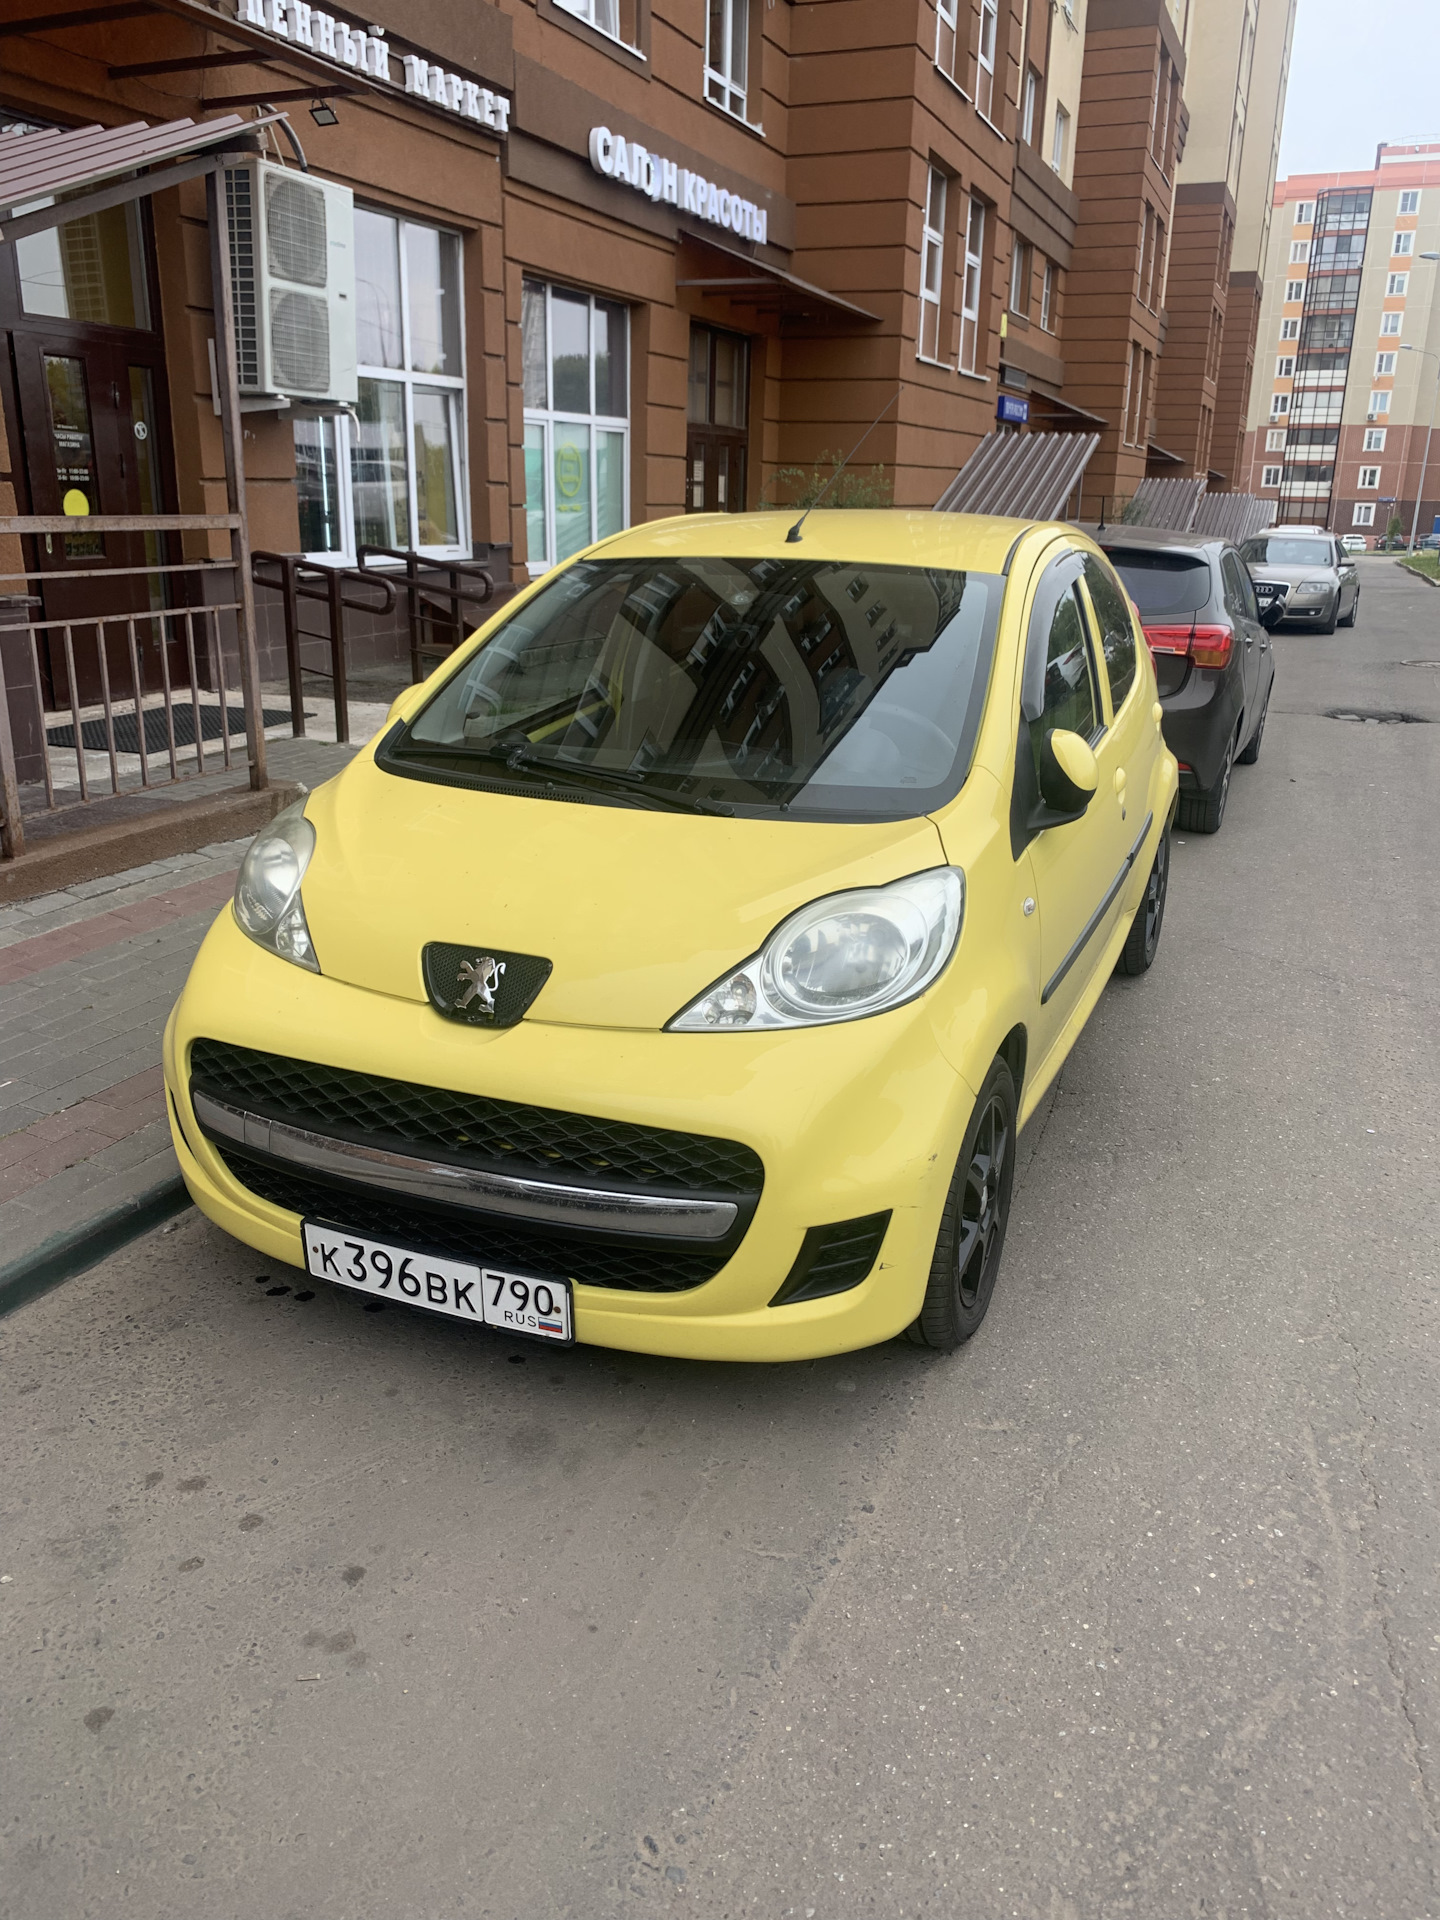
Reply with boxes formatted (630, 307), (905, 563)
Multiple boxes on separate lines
(1117, 824), (1171, 976)
(907, 1059), (1016, 1351)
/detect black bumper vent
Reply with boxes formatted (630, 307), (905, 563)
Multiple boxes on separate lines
(769, 1212), (891, 1308)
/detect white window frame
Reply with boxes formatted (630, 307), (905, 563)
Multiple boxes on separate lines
(1275, 355), (1295, 377)
(975, 0), (999, 120)
(1289, 240), (1309, 263)
(1375, 351), (1396, 375)
(1285, 278), (1305, 301)
(1399, 189), (1421, 215)
(1294, 200), (1314, 225)
(1051, 105), (1070, 175)
(1009, 236), (1030, 316)
(1358, 466), (1380, 489)
(705, 0), (752, 123)
(1280, 317), (1299, 340)
(1363, 426), (1387, 451)
(1261, 464), (1282, 487)
(960, 192), (986, 373)
(1266, 427), (1286, 451)
(1022, 67), (1038, 143)
(935, 0), (961, 82)
(1387, 272), (1409, 296)
(297, 210), (468, 567)
(1368, 390), (1390, 414)
(1380, 310), (1402, 336)
(1393, 231), (1414, 256)
(1351, 502), (1374, 527)
(1040, 257), (1056, 331)
(1270, 392), (1290, 417)
(522, 280), (631, 576)
(554, 0), (627, 44)
(918, 166), (948, 364)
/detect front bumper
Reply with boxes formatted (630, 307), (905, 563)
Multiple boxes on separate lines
(164, 909), (978, 1361)
(1280, 591), (1336, 626)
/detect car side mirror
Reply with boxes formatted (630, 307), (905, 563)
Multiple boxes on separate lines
(1036, 728), (1098, 817)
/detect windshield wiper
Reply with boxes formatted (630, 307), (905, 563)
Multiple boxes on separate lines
(495, 743), (733, 816)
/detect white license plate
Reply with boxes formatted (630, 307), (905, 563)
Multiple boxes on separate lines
(302, 1221), (574, 1344)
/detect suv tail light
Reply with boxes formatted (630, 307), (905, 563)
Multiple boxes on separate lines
(1142, 621), (1233, 670)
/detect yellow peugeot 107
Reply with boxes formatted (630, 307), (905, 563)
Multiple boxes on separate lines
(164, 510), (1177, 1361)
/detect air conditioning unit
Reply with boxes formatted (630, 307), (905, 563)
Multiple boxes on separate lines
(224, 161), (357, 407)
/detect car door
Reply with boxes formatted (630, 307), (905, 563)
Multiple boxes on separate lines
(1332, 536), (1359, 617)
(1219, 547), (1262, 726)
(1229, 545), (1275, 718)
(1017, 550), (1137, 1075)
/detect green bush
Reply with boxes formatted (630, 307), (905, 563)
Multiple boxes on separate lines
(760, 452), (895, 511)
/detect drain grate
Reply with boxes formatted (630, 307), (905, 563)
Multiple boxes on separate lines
(1325, 707), (1431, 725)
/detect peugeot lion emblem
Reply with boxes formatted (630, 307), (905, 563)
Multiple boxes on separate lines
(454, 955), (506, 1016)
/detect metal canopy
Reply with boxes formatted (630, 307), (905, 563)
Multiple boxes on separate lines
(1126, 475), (1207, 530)
(935, 430), (1102, 520)
(1190, 492), (1277, 542)
(676, 232), (880, 324)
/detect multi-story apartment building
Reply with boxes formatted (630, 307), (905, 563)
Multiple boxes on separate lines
(1243, 141), (1440, 537)
(1, 0), (1293, 668)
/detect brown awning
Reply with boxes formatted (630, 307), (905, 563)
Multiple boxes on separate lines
(935, 429), (1102, 520)
(1024, 391), (1110, 432)
(1146, 439), (1186, 467)
(0, 111), (279, 241)
(676, 232), (879, 324)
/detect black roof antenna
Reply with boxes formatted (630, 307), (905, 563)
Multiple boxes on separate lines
(786, 387), (901, 543)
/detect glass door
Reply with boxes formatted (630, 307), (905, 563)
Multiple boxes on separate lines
(686, 325), (749, 513)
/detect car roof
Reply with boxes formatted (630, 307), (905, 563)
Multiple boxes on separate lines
(591, 509), (1054, 575)
(1084, 524), (1224, 555)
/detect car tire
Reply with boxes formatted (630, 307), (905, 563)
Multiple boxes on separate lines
(1116, 825), (1170, 976)
(1340, 590), (1358, 628)
(1236, 686), (1269, 764)
(1175, 726), (1235, 834)
(1317, 599), (1338, 635)
(905, 1058), (1016, 1352)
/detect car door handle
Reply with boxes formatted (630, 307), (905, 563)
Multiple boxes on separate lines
(1113, 766), (1127, 797)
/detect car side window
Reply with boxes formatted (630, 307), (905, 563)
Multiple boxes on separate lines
(1234, 554), (1259, 620)
(1219, 551), (1251, 622)
(1035, 586), (1098, 751)
(1081, 554), (1138, 713)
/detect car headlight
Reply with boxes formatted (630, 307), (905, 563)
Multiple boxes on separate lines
(1299, 578), (1332, 592)
(668, 868), (964, 1032)
(233, 799), (320, 972)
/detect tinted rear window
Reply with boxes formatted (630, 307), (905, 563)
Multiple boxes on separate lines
(1241, 537), (1333, 567)
(1103, 549), (1211, 618)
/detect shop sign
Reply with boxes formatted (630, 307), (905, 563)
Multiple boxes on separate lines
(588, 127), (768, 244)
(997, 394), (1030, 425)
(235, 0), (512, 132)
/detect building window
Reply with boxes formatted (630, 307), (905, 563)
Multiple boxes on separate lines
(1387, 272), (1409, 296)
(1358, 466), (1380, 488)
(295, 208), (466, 564)
(1393, 231), (1414, 256)
(1375, 351), (1396, 375)
(1051, 105), (1070, 175)
(918, 166), (948, 362)
(1368, 390), (1390, 415)
(1380, 310), (1402, 336)
(522, 279), (629, 573)
(1040, 257), (1056, 331)
(1022, 67), (1039, 143)
(1289, 240), (1309, 263)
(1294, 200), (1314, 225)
(960, 194), (986, 373)
(1363, 426), (1386, 451)
(1262, 465), (1282, 487)
(555, 0), (629, 42)
(706, 0), (753, 121)
(1266, 427), (1286, 451)
(1280, 317), (1299, 340)
(1270, 392), (1290, 417)
(974, 0), (999, 119)
(1009, 237), (1031, 317)
(1399, 189), (1421, 215)
(1285, 278), (1305, 301)
(935, 0), (959, 80)
(1275, 355), (1294, 378)
(1123, 342), (1151, 446)
(1352, 502), (1375, 527)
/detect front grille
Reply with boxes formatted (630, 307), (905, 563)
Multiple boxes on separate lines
(190, 1040), (764, 1195)
(222, 1153), (729, 1293)
(769, 1212), (892, 1307)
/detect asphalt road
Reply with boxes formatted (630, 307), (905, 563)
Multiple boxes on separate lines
(3, 557), (1437, 1919)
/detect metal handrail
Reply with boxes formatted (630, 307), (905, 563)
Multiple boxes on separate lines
(356, 546), (494, 682)
(250, 553), (396, 745)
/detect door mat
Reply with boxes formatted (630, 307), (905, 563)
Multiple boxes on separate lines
(47, 705), (300, 754)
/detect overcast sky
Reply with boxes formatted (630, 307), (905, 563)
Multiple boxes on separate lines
(1277, 0), (1438, 179)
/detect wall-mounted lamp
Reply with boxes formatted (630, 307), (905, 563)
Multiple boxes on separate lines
(309, 99), (339, 126)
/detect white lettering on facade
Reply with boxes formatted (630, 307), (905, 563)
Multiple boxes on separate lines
(589, 127), (768, 243)
(237, 0), (508, 131)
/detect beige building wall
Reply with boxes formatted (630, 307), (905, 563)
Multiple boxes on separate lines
(1045, 0), (1089, 190)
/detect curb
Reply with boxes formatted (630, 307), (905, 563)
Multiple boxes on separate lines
(0, 1177), (193, 1321)
(1394, 559), (1440, 588)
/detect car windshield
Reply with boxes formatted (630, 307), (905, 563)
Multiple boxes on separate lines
(1241, 537), (1333, 567)
(383, 556), (1002, 820)
(1103, 548), (1211, 618)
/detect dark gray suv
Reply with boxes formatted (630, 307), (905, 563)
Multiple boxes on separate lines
(1095, 528), (1281, 835)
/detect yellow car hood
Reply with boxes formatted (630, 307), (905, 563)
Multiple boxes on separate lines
(300, 755), (949, 1032)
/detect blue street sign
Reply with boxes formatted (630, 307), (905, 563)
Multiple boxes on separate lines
(997, 394), (1030, 425)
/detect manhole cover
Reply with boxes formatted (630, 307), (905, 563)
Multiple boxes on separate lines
(1325, 707), (1430, 724)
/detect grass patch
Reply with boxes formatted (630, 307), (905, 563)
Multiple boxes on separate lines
(1397, 551), (1439, 582)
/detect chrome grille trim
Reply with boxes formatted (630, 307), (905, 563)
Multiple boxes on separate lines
(191, 1091), (739, 1242)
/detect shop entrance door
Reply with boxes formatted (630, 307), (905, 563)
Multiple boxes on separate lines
(686, 325), (749, 513)
(2, 197), (182, 710)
